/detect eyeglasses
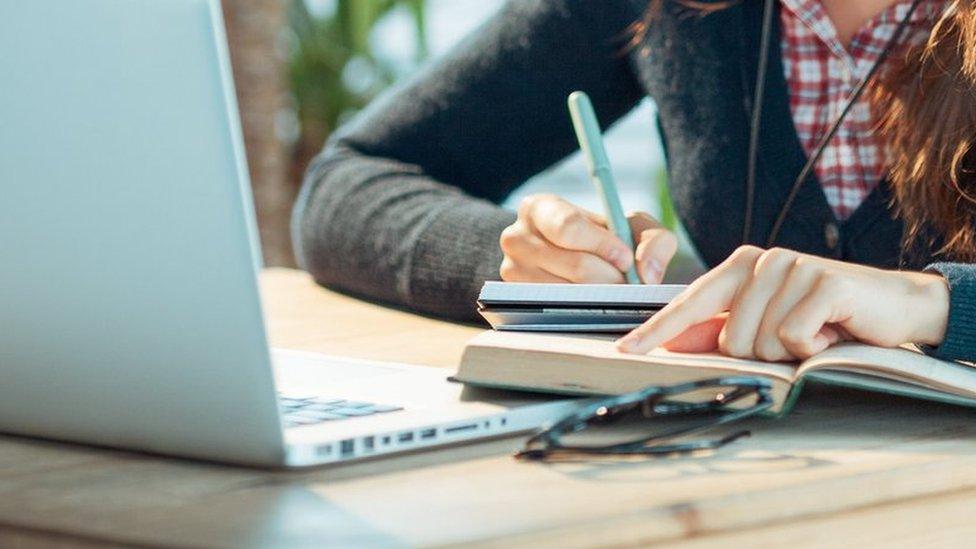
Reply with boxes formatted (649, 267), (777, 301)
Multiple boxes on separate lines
(515, 376), (774, 461)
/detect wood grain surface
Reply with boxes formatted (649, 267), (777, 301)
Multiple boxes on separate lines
(2, 268), (975, 548)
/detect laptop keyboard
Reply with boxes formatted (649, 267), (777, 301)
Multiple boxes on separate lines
(279, 394), (403, 428)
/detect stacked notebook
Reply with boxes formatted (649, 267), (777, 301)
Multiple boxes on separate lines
(478, 281), (686, 333)
(459, 283), (976, 415)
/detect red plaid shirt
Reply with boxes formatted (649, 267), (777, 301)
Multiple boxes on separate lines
(780, 0), (943, 220)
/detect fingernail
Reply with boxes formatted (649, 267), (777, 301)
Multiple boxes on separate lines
(642, 259), (663, 283)
(616, 334), (642, 353)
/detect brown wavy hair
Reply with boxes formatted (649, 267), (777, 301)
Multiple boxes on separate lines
(636, 1), (976, 261)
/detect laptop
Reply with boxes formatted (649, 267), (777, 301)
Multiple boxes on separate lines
(0, 0), (577, 468)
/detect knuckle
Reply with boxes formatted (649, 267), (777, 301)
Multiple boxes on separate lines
(789, 255), (821, 278)
(816, 271), (849, 294)
(499, 259), (518, 281)
(754, 339), (785, 362)
(722, 341), (754, 359)
(726, 245), (764, 269)
(517, 193), (555, 218)
(628, 211), (659, 228)
(734, 245), (765, 260)
(594, 241), (618, 261)
(516, 195), (538, 218)
(661, 230), (679, 247)
(641, 227), (677, 245)
(756, 247), (797, 272)
(554, 210), (587, 241)
(498, 225), (521, 253)
(718, 331), (754, 359)
(777, 324), (805, 346)
(779, 332), (814, 358)
(793, 254), (813, 267)
(564, 255), (590, 282)
(762, 246), (792, 262)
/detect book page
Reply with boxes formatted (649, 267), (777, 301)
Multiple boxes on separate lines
(457, 331), (798, 412)
(462, 331), (798, 381)
(468, 331), (797, 380)
(798, 342), (976, 398)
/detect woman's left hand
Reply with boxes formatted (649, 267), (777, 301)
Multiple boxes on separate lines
(616, 246), (951, 361)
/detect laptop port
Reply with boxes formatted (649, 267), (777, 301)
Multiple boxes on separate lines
(340, 439), (354, 457)
(420, 428), (436, 440)
(398, 432), (414, 443)
(363, 436), (375, 451)
(316, 444), (332, 457)
(445, 423), (478, 434)
(382, 436), (391, 445)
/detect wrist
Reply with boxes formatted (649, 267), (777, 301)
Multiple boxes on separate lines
(908, 271), (950, 346)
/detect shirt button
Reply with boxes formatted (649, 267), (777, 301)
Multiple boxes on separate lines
(825, 222), (840, 250)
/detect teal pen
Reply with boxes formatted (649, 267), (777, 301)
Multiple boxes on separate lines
(567, 91), (642, 284)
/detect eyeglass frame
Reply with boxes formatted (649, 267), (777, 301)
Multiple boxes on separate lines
(515, 376), (775, 461)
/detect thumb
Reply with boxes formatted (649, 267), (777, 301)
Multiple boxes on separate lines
(661, 315), (727, 353)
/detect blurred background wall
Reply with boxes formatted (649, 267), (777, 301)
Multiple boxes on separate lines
(223, 0), (291, 267)
(221, 0), (690, 273)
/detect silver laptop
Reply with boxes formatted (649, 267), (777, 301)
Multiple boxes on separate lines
(0, 0), (576, 468)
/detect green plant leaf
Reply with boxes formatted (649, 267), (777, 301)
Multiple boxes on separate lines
(656, 168), (678, 231)
(288, 0), (429, 157)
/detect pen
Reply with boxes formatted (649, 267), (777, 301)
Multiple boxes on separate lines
(567, 91), (641, 284)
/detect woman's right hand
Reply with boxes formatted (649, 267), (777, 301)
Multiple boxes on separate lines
(499, 194), (678, 284)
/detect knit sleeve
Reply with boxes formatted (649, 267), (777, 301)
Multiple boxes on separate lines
(921, 262), (976, 362)
(292, 0), (645, 320)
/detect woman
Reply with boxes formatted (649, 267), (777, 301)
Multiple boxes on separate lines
(293, 0), (976, 362)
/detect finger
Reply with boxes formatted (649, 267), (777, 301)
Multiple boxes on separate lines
(502, 229), (623, 283)
(616, 248), (761, 354)
(629, 211), (677, 283)
(499, 258), (570, 283)
(718, 248), (798, 358)
(635, 228), (678, 284)
(543, 249), (626, 284)
(753, 259), (822, 361)
(627, 211), (663, 235)
(661, 314), (727, 353)
(778, 278), (854, 358)
(526, 197), (633, 271)
(616, 278), (736, 355)
(827, 324), (853, 342)
(818, 325), (844, 345)
(582, 208), (610, 227)
(499, 263), (568, 283)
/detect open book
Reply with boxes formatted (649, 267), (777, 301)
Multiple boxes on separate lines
(455, 331), (976, 415)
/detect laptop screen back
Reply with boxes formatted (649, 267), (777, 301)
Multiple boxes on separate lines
(0, 0), (284, 465)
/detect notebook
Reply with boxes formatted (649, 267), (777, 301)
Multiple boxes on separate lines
(454, 331), (976, 415)
(477, 282), (687, 333)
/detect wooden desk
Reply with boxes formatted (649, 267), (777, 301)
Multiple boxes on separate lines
(4, 268), (976, 548)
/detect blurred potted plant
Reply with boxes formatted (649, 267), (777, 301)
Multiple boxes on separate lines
(286, 0), (428, 183)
